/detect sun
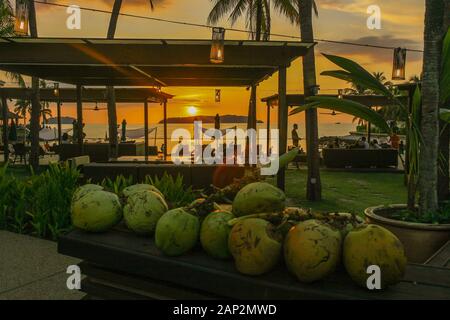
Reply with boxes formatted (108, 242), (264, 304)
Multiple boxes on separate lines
(187, 106), (198, 116)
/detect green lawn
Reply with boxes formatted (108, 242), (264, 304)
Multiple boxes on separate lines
(3, 163), (407, 216)
(276, 168), (407, 215)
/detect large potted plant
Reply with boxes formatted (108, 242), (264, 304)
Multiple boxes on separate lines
(289, 28), (450, 263)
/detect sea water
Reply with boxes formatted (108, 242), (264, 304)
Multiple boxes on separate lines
(48, 122), (356, 152)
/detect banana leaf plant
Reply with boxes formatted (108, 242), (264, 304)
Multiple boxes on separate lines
(289, 53), (420, 211)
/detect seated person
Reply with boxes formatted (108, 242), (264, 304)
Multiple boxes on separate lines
(371, 139), (382, 149)
(356, 137), (370, 149)
(61, 133), (70, 144)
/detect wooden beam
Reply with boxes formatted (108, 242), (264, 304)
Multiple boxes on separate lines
(76, 85), (84, 155)
(277, 67), (287, 191)
(163, 101), (168, 160)
(0, 42), (310, 67)
(0, 88), (172, 103)
(144, 100), (149, 161)
(1, 96), (9, 162)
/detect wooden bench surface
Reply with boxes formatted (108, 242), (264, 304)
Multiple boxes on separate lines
(58, 229), (450, 300)
(425, 241), (450, 268)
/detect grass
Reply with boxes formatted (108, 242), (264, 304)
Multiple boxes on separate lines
(3, 164), (407, 218)
(275, 168), (407, 215)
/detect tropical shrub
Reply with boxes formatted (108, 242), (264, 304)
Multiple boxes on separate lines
(145, 173), (199, 208)
(0, 163), (80, 240)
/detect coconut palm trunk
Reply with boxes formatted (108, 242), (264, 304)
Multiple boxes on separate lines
(419, 0), (445, 214)
(106, 0), (123, 159)
(298, 0), (321, 201)
(28, 0), (40, 170)
(438, 2), (450, 202)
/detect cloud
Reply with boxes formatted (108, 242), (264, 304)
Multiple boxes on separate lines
(317, 35), (423, 63)
(318, 0), (424, 27)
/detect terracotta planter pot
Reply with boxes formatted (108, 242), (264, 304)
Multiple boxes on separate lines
(364, 205), (450, 263)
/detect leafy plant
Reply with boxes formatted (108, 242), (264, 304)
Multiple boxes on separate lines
(26, 163), (80, 240)
(0, 164), (28, 233)
(101, 175), (134, 197)
(145, 173), (199, 208)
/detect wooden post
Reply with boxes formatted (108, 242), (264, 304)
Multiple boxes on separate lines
(57, 100), (62, 145)
(163, 101), (168, 160)
(266, 101), (271, 155)
(76, 85), (84, 155)
(28, 0), (40, 171)
(1, 96), (9, 162)
(144, 100), (149, 161)
(277, 67), (288, 191)
(107, 86), (118, 159)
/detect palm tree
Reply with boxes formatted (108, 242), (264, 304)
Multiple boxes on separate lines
(38, 80), (52, 127)
(296, 0), (321, 201)
(0, 1), (14, 37)
(207, 0), (287, 40)
(106, 0), (155, 158)
(418, 0), (445, 214)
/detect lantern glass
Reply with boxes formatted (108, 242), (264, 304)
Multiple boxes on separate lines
(53, 83), (60, 96)
(14, 1), (29, 35)
(215, 89), (221, 102)
(392, 48), (407, 80)
(210, 27), (225, 64)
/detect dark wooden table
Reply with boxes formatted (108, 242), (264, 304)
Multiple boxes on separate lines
(58, 229), (450, 300)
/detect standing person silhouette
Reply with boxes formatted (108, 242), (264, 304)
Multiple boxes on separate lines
(291, 124), (301, 169)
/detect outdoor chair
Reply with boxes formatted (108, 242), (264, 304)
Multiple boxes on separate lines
(12, 143), (28, 164)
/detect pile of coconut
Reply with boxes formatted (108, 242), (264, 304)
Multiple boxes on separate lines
(71, 181), (407, 289)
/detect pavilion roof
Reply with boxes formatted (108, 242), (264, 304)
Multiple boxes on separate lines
(0, 38), (315, 87)
(261, 94), (405, 107)
(0, 87), (173, 103)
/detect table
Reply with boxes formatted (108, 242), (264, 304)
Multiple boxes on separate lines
(58, 229), (450, 300)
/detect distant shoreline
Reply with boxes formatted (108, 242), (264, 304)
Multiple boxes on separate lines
(158, 115), (263, 124)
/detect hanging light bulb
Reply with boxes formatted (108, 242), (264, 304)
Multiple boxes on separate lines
(53, 83), (60, 97)
(338, 89), (344, 99)
(14, 1), (29, 35)
(392, 48), (407, 80)
(210, 27), (225, 64)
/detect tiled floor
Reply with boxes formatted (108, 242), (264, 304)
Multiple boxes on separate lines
(0, 231), (85, 300)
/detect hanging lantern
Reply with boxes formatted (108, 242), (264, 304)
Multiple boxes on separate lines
(338, 89), (344, 99)
(14, 1), (29, 35)
(210, 27), (225, 64)
(392, 48), (407, 80)
(53, 83), (60, 97)
(215, 89), (221, 102)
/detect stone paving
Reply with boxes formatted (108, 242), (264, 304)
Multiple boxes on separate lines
(0, 231), (85, 300)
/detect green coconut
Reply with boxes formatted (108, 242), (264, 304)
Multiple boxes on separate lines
(228, 218), (282, 275)
(71, 190), (122, 232)
(72, 184), (104, 206)
(155, 208), (200, 256)
(123, 190), (168, 235)
(344, 224), (407, 289)
(200, 211), (235, 259)
(232, 182), (286, 217)
(284, 219), (342, 283)
(123, 184), (164, 199)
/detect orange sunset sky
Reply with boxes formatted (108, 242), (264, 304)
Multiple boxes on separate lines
(4, 0), (425, 125)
